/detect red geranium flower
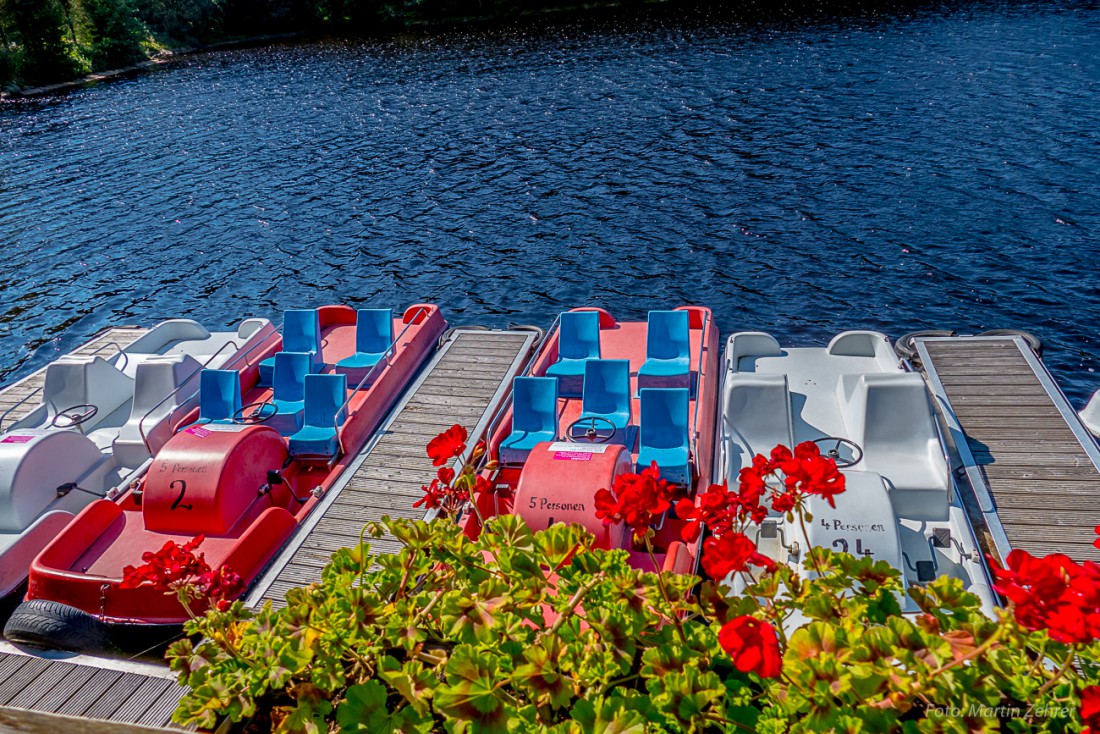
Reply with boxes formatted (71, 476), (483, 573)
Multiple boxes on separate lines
(121, 535), (210, 592)
(989, 549), (1100, 644)
(718, 615), (782, 679)
(197, 567), (246, 611)
(427, 424), (468, 467)
(702, 532), (776, 579)
(1094, 524), (1100, 552)
(594, 463), (679, 538)
(1082, 685), (1100, 734)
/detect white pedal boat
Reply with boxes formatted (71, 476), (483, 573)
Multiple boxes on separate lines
(0, 318), (278, 598)
(716, 330), (997, 613)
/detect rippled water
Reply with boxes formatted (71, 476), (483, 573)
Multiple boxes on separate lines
(1, 1), (1098, 404)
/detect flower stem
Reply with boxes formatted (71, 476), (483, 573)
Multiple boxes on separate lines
(643, 535), (687, 645)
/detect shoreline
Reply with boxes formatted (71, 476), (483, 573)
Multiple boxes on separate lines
(0, 32), (304, 100)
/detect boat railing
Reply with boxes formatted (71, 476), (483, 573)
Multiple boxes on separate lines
(689, 310), (709, 459)
(136, 337), (259, 452)
(475, 325), (549, 464)
(0, 384), (43, 432)
(333, 307), (427, 456)
(87, 340), (129, 372)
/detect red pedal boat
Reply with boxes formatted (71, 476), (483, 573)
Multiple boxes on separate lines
(466, 307), (719, 575)
(5, 304), (445, 651)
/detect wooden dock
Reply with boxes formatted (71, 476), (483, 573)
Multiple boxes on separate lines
(0, 643), (185, 731)
(916, 335), (1100, 564)
(0, 327), (148, 430)
(248, 328), (537, 608)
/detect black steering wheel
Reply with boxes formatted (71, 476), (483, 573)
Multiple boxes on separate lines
(811, 437), (863, 468)
(51, 404), (98, 428)
(232, 401), (278, 424)
(567, 416), (616, 444)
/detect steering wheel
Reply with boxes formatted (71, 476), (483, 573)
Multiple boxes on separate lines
(232, 401), (278, 424)
(811, 437), (863, 468)
(567, 416), (616, 444)
(51, 404), (98, 428)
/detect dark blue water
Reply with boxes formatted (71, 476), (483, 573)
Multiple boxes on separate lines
(1, 1), (1098, 404)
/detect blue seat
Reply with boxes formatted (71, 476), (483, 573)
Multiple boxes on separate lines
(570, 359), (634, 447)
(268, 352), (310, 434)
(636, 388), (691, 485)
(639, 310), (691, 393)
(545, 311), (601, 398)
(289, 373), (347, 459)
(198, 370), (241, 424)
(500, 377), (559, 464)
(259, 310), (324, 387)
(335, 309), (393, 384)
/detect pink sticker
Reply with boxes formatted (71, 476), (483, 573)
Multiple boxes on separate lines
(185, 426), (212, 438)
(553, 451), (592, 462)
(1, 435), (33, 444)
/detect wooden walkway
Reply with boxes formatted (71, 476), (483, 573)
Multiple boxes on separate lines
(916, 336), (1100, 563)
(248, 328), (537, 608)
(0, 327), (148, 429)
(0, 644), (184, 730)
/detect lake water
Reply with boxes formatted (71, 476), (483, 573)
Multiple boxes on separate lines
(1, 1), (1098, 404)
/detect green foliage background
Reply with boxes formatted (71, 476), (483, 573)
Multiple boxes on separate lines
(0, 0), (650, 90)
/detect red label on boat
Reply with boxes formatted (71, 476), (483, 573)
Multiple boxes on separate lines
(553, 451), (593, 462)
(1, 435), (33, 444)
(185, 426), (212, 438)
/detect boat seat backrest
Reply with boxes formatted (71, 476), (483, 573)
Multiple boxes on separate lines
(273, 352), (311, 403)
(721, 373), (794, 478)
(557, 311), (601, 362)
(646, 310), (690, 361)
(199, 370), (242, 422)
(839, 373), (949, 494)
(124, 319), (211, 355)
(128, 354), (202, 420)
(582, 359), (631, 417)
(356, 308), (394, 355)
(113, 354), (205, 466)
(304, 373), (347, 429)
(282, 309), (322, 355)
(827, 331), (900, 372)
(726, 332), (783, 372)
(640, 388), (689, 450)
(43, 356), (135, 423)
(512, 377), (558, 435)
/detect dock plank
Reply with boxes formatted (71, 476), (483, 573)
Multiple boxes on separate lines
(919, 337), (1100, 563)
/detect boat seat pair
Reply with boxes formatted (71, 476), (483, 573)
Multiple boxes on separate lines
(197, 368), (346, 459)
(544, 310), (693, 399)
(502, 359), (637, 464)
(333, 309), (394, 385)
(258, 310), (325, 387)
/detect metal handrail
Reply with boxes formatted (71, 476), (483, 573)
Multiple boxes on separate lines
(135, 338), (247, 452)
(689, 310), (710, 458)
(0, 385), (43, 432)
(87, 340), (129, 372)
(333, 307), (428, 456)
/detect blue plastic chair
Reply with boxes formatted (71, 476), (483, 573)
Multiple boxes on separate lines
(639, 310), (691, 393)
(198, 370), (241, 424)
(636, 388), (691, 484)
(335, 309), (393, 383)
(289, 373), (347, 459)
(545, 311), (601, 398)
(259, 310), (324, 387)
(269, 352), (311, 434)
(570, 359), (633, 446)
(500, 377), (559, 464)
